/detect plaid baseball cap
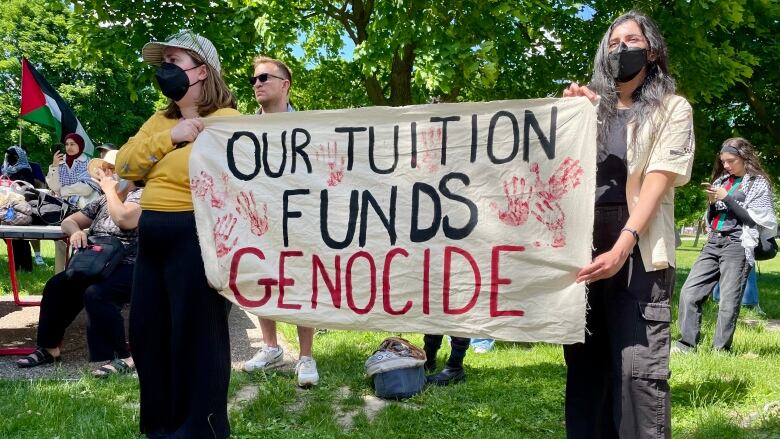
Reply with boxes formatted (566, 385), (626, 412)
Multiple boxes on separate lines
(142, 29), (221, 73)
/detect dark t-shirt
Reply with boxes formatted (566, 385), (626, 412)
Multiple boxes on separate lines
(595, 109), (632, 205)
(708, 176), (747, 234)
(80, 188), (143, 264)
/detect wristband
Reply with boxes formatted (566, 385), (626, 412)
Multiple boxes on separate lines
(621, 227), (639, 242)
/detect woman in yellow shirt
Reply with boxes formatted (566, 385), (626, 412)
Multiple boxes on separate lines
(116, 30), (238, 439)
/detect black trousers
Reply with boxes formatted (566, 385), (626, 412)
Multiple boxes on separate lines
(563, 205), (673, 439)
(11, 239), (32, 272)
(37, 264), (133, 361)
(423, 334), (470, 367)
(129, 211), (231, 439)
(678, 233), (750, 351)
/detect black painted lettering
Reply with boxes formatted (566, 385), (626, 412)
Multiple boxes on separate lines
(334, 127), (366, 171)
(359, 187), (397, 246)
(523, 106), (557, 161)
(283, 189), (309, 247)
(291, 128), (312, 173)
(262, 132), (286, 178)
(487, 111), (520, 165)
(410, 182), (441, 243)
(439, 173), (478, 240)
(470, 114), (478, 163)
(321, 189), (359, 249)
(368, 125), (399, 174)
(429, 116), (460, 165)
(226, 131), (261, 181)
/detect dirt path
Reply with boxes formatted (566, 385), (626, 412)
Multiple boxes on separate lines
(0, 297), (275, 379)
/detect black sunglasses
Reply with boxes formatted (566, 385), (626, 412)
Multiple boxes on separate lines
(249, 72), (286, 86)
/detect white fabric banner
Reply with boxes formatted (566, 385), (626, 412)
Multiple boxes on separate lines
(191, 98), (596, 343)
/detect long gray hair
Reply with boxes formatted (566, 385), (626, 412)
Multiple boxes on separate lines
(589, 11), (676, 148)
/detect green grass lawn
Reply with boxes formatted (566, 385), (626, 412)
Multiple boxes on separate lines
(1, 241), (779, 438)
(0, 239), (57, 298)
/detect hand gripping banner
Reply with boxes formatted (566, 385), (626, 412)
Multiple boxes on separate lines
(191, 98), (596, 343)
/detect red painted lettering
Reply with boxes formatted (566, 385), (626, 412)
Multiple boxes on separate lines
(311, 255), (341, 309)
(345, 251), (377, 314)
(442, 246), (481, 315)
(422, 248), (431, 314)
(490, 245), (525, 317)
(277, 251), (303, 310)
(382, 248), (412, 315)
(229, 247), (272, 308)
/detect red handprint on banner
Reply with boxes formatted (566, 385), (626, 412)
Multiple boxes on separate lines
(533, 157), (584, 202)
(493, 156), (583, 248)
(315, 142), (346, 187)
(190, 170), (214, 200)
(213, 213), (238, 257)
(490, 176), (533, 226)
(211, 173), (230, 209)
(236, 191), (269, 237)
(531, 199), (566, 248)
(190, 171), (228, 209)
(419, 127), (442, 173)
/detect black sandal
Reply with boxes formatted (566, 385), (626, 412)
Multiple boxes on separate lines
(93, 358), (135, 378)
(16, 347), (60, 368)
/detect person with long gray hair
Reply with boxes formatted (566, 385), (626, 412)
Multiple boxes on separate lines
(562, 11), (695, 438)
(675, 138), (776, 354)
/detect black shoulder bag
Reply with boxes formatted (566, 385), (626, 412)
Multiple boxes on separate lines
(17, 181), (78, 226)
(65, 235), (127, 281)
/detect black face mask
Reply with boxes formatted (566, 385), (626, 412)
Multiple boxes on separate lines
(608, 43), (648, 83)
(155, 63), (201, 101)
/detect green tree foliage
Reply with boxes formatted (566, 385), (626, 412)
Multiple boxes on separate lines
(648, 0), (780, 224)
(0, 0), (156, 165)
(72, 0), (585, 108)
(4, 1), (778, 226)
(548, 1), (779, 224)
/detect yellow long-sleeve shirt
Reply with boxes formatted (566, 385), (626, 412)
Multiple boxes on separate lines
(116, 108), (240, 211)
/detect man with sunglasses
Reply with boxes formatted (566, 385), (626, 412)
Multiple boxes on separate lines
(249, 56), (294, 114)
(243, 56), (320, 389)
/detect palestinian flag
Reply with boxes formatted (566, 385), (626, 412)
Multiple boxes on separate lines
(19, 58), (94, 156)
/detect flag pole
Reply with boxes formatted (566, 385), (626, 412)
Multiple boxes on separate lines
(18, 119), (22, 146)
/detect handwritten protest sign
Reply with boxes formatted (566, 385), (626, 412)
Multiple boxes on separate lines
(190, 98), (596, 343)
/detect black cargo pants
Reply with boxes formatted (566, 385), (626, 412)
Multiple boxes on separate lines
(563, 204), (674, 439)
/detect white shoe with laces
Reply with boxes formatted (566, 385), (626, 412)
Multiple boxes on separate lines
(243, 345), (284, 372)
(296, 356), (319, 387)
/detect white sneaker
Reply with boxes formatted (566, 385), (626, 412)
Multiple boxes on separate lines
(296, 356), (319, 387)
(34, 255), (45, 266)
(243, 345), (284, 372)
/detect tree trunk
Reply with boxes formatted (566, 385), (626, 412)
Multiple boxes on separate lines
(388, 43), (415, 107)
(693, 219), (703, 247)
(365, 76), (388, 106)
(738, 82), (780, 146)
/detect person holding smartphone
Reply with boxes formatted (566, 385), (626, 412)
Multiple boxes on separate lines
(675, 138), (777, 353)
(45, 134), (100, 209)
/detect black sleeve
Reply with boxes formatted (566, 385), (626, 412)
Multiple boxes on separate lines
(9, 168), (35, 185)
(706, 203), (716, 224)
(722, 195), (756, 227)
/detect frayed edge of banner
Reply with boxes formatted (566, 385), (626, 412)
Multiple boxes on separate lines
(583, 282), (593, 337)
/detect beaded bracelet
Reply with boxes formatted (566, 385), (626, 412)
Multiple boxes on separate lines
(621, 227), (639, 242)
